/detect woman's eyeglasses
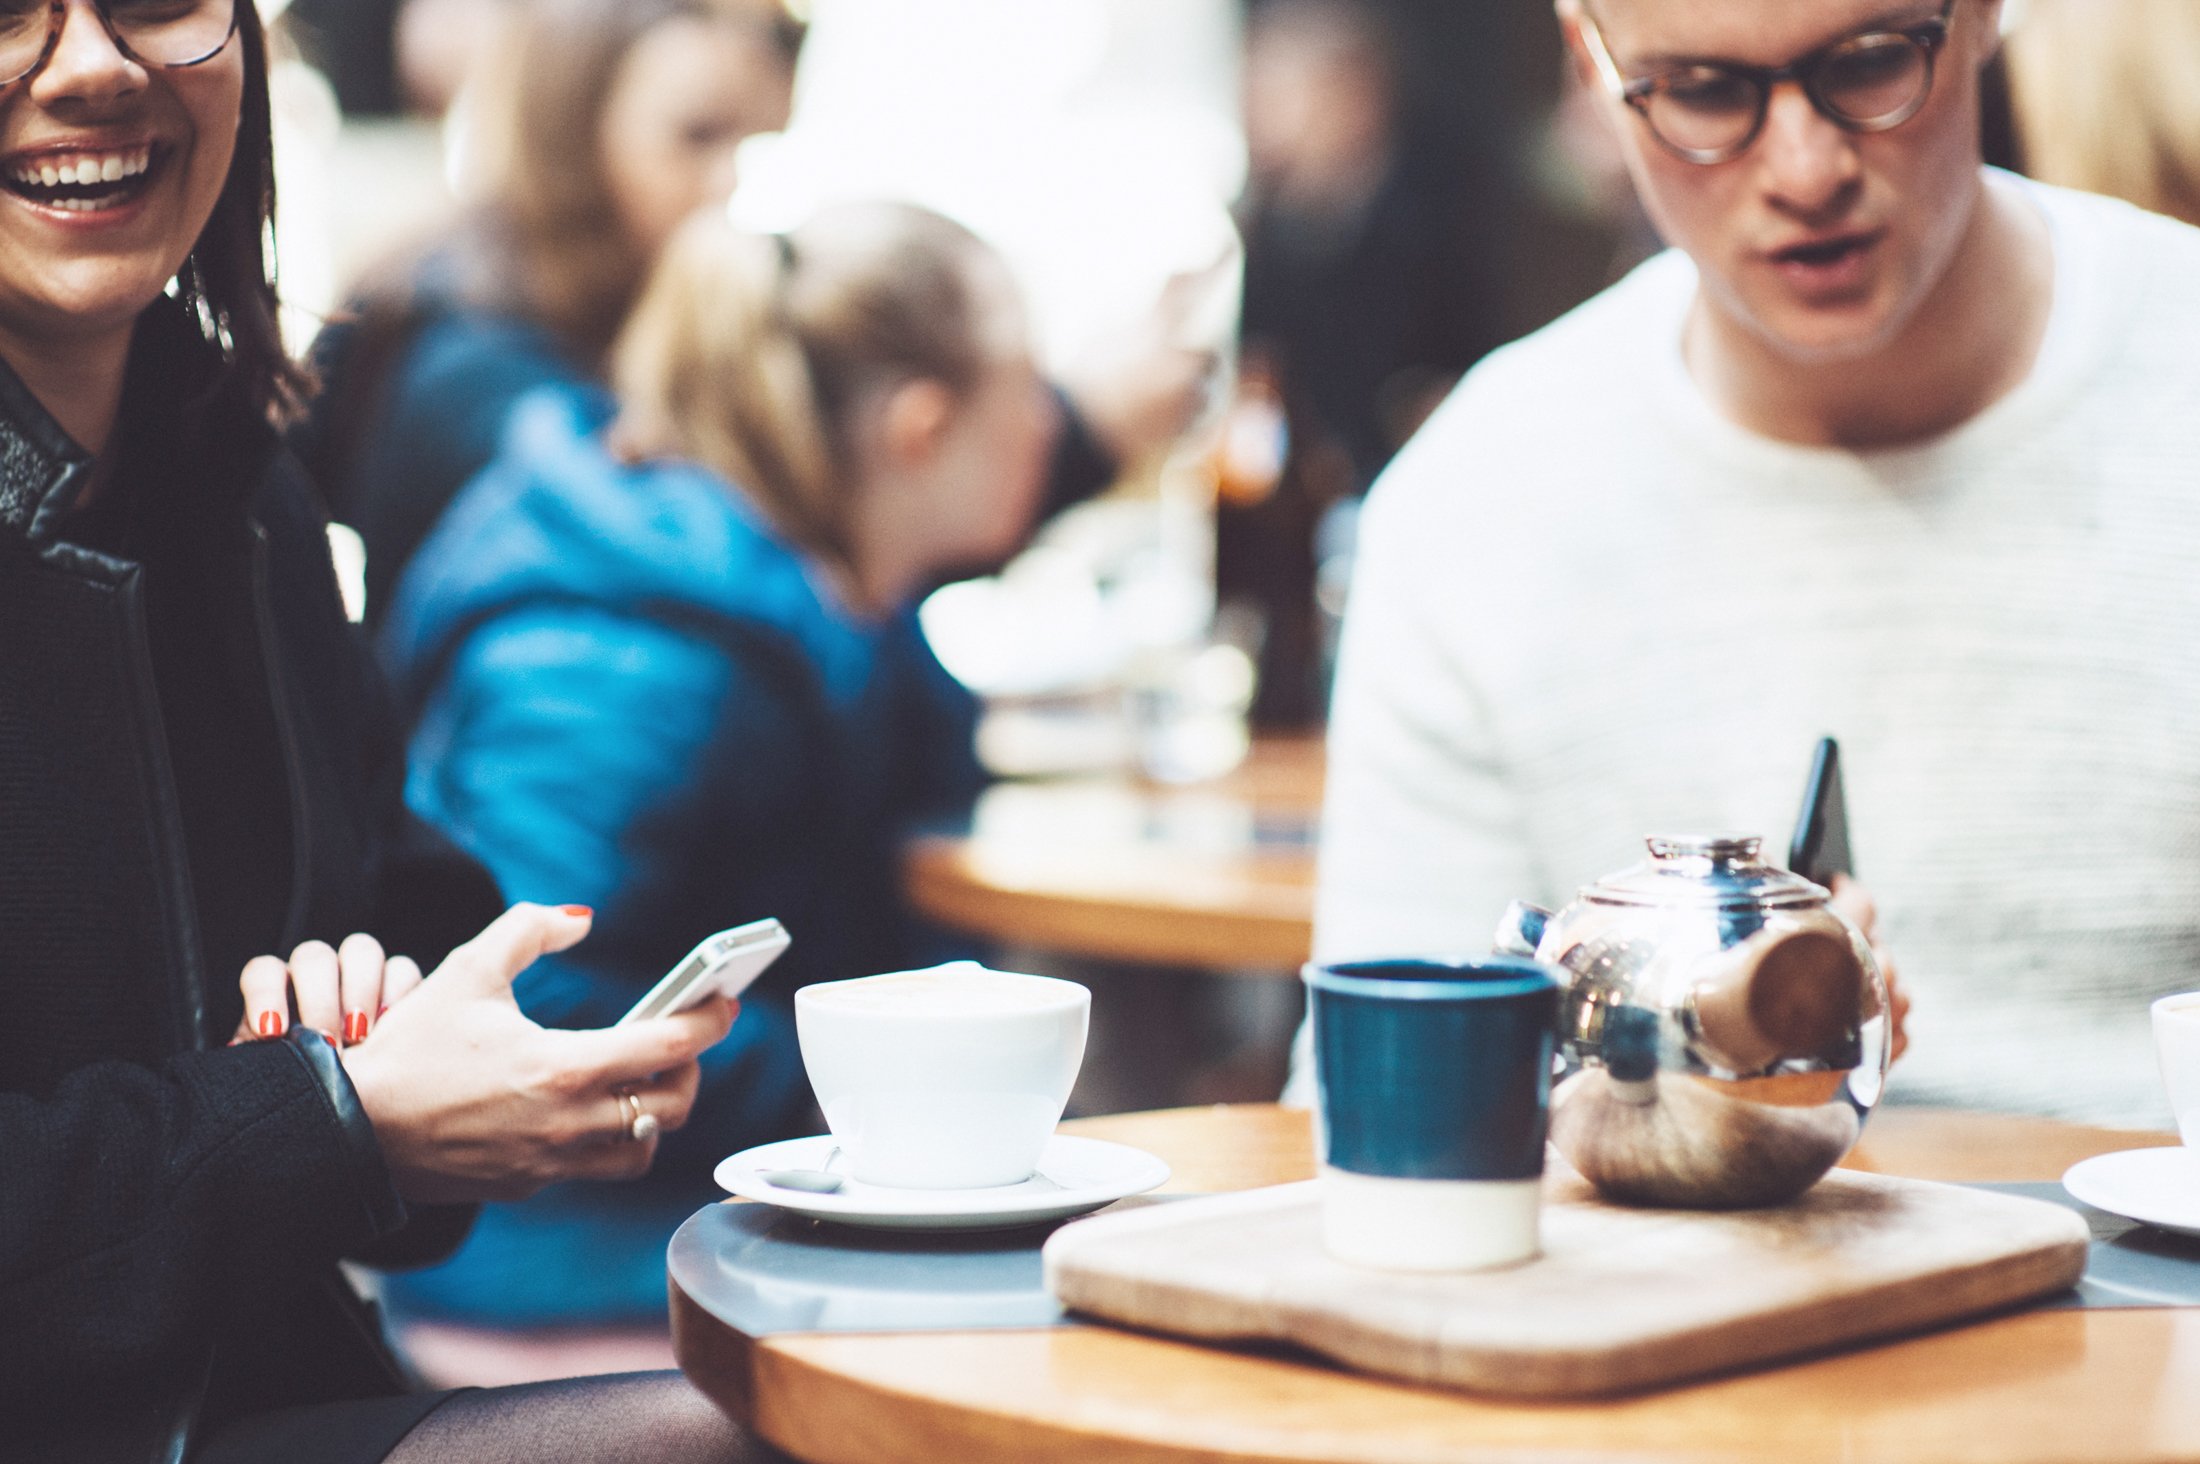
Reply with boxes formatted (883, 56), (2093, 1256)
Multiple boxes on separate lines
(1576, 0), (1957, 165)
(0, 0), (238, 89)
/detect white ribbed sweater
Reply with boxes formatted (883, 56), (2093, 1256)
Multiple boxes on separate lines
(1299, 177), (2200, 1127)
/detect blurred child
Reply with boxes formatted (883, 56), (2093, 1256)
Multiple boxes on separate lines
(376, 202), (1058, 1327)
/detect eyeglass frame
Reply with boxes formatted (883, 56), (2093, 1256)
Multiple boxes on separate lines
(1574, 0), (1959, 166)
(0, 0), (240, 90)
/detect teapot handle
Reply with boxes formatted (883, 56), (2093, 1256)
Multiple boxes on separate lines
(1690, 928), (1864, 1072)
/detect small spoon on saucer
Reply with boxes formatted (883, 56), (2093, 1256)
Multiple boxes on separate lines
(759, 1168), (845, 1194)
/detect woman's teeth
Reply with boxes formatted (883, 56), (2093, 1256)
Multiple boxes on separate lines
(6, 147), (155, 210)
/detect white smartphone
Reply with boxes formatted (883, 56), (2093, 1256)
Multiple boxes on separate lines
(616, 918), (791, 1026)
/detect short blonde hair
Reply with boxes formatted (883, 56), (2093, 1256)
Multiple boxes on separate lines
(611, 202), (997, 568)
(2005, 0), (2200, 226)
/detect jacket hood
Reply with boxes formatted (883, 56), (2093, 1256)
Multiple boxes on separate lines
(381, 384), (886, 705)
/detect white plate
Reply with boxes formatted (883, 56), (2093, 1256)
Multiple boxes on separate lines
(715, 1134), (1171, 1231)
(2062, 1145), (2200, 1237)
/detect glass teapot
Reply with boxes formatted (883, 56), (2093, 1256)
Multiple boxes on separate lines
(1493, 834), (1891, 1208)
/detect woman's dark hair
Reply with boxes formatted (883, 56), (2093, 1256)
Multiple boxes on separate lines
(177, 0), (312, 426)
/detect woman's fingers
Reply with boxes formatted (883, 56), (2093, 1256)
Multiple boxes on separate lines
(337, 933), (386, 1044)
(231, 937), (431, 1050)
(433, 902), (595, 1001)
(236, 955), (293, 1041)
(382, 954), (424, 1011)
(566, 1068), (702, 1181)
(288, 940), (345, 1044)
(558, 994), (735, 1092)
(651, 1054), (704, 1134)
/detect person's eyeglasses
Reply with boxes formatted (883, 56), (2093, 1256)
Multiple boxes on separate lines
(0, 0), (239, 89)
(1576, 0), (1957, 165)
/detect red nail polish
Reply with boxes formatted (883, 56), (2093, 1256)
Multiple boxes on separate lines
(377, 1004), (389, 1019)
(561, 904), (594, 918)
(345, 1011), (370, 1044)
(317, 1030), (339, 1047)
(256, 1010), (285, 1039)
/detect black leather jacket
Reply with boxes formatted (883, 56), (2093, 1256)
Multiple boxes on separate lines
(0, 302), (501, 1460)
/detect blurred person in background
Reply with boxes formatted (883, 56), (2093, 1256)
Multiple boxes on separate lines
(373, 202), (1059, 1330)
(1238, 0), (1499, 494)
(297, 0), (1207, 632)
(283, 0), (410, 114)
(1293, 0), (2200, 1127)
(1225, 0), (1505, 725)
(296, 0), (805, 623)
(390, 0), (517, 118)
(2004, 0), (2200, 227)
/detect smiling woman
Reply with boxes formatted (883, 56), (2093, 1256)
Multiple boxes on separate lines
(0, 0), (283, 438)
(0, 2), (762, 1461)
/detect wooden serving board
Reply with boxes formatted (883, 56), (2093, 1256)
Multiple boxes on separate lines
(1042, 1169), (2088, 1399)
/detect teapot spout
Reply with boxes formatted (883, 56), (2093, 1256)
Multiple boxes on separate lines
(1493, 900), (1553, 958)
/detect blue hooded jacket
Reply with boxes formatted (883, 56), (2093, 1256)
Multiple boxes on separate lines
(375, 386), (985, 1319)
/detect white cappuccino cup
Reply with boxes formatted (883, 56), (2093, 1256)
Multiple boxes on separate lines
(794, 962), (1089, 1190)
(2154, 992), (2200, 1155)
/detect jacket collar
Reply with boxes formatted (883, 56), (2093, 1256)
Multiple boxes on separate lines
(0, 297), (263, 548)
(0, 335), (93, 542)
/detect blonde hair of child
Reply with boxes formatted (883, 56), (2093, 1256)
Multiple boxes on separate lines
(612, 202), (997, 568)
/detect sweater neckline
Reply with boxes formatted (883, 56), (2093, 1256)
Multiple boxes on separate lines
(1634, 169), (2114, 478)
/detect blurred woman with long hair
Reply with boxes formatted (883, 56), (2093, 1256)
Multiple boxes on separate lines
(299, 0), (806, 621)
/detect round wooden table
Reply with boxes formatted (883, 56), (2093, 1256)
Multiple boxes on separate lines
(670, 1105), (2195, 1464)
(902, 735), (1321, 971)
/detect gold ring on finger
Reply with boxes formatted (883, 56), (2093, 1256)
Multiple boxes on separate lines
(618, 1089), (660, 1144)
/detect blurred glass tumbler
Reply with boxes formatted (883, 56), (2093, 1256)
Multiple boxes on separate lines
(1305, 958), (1560, 1271)
(2156, 992), (2200, 1156)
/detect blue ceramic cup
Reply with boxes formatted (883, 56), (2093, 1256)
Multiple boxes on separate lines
(1304, 956), (1559, 1271)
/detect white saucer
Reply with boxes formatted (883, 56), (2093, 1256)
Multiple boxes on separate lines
(2061, 1145), (2200, 1237)
(715, 1134), (1171, 1231)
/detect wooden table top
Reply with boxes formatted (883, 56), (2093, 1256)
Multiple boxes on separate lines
(670, 1104), (2193, 1464)
(903, 735), (1322, 970)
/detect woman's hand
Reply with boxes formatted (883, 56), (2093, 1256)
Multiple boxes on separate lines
(337, 903), (737, 1204)
(1830, 876), (1911, 1065)
(232, 934), (423, 1048)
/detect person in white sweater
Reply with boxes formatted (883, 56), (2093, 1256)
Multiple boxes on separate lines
(1295, 0), (2200, 1127)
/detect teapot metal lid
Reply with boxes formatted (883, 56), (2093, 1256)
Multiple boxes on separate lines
(1583, 834), (1825, 910)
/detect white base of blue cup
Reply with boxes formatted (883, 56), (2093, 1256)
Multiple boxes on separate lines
(1319, 1166), (1542, 1272)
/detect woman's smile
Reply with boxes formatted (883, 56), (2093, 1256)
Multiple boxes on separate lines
(0, 0), (240, 353)
(1, 138), (165, 221)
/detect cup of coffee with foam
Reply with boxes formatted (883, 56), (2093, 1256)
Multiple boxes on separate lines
(795, 962), (1089, 1189)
